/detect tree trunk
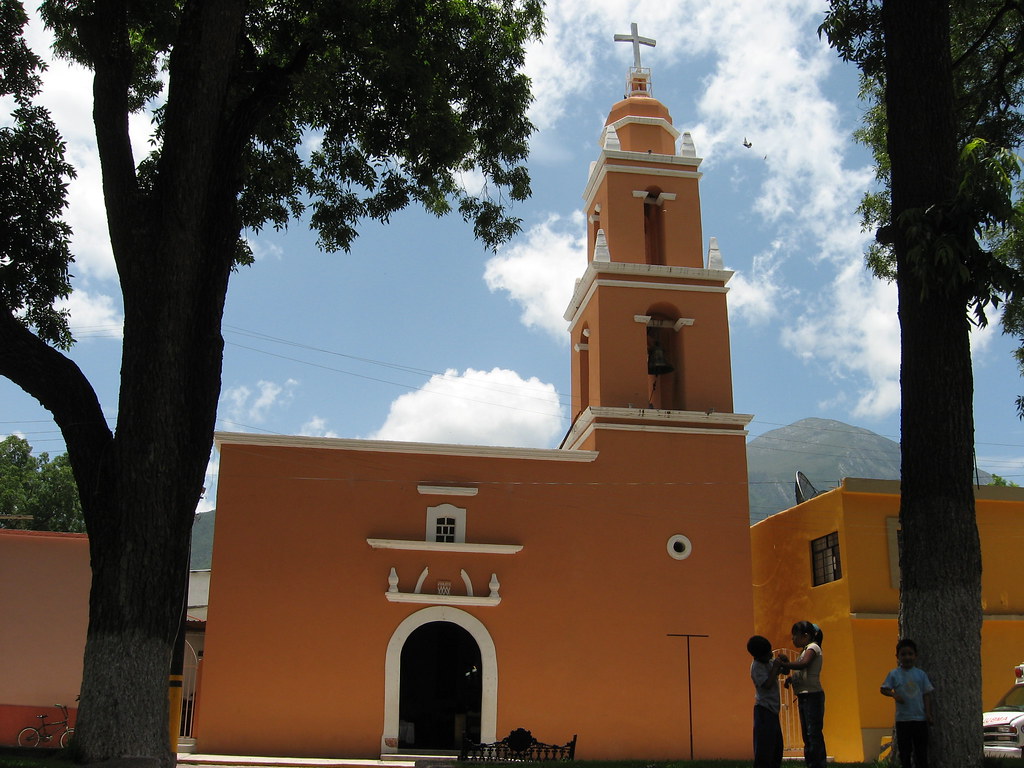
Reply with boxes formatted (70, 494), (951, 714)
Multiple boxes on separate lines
(66, 2), (245, 764)
(884, 2), (984, 767)
(70, 239), (234, 767)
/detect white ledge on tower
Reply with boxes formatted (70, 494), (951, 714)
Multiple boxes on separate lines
(707, 237), (724, 270)
(593, 229), (611, 262)
(603, 125), (621, 151)
(680, 131), (697, 158)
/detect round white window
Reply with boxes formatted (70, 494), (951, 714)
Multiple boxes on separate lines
(666, 534), (692, 560)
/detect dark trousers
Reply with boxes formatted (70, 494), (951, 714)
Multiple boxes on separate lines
(896, 720), (929, 768)
(753, 704), (783, 768)
(796, 691), (827, 768)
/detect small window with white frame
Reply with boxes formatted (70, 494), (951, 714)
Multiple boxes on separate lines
(811, 531), (842, 586)
(426, 503), (466, 544)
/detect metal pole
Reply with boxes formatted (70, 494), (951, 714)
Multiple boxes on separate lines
(667, 633), (708, 760)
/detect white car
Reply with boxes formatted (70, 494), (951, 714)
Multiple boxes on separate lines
(984, 664), (1024, 758)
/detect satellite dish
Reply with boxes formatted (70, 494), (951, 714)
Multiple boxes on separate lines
(795, 471), (820, 505)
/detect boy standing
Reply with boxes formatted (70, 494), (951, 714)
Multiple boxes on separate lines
(881, 638), (934, 768)
(747, 635), (783, 768)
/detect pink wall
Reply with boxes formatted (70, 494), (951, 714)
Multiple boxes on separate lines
(0, 530), (89, 745)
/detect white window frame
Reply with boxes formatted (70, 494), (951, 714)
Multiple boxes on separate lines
(426, 503), (466, 544)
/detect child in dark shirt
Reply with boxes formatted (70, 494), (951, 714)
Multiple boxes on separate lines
(747, 635), (783, 768)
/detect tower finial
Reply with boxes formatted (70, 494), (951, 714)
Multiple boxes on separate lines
(614, 22), (656, 69)
(613, 23), (656, 97)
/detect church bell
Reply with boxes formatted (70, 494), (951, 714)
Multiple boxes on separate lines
(647, 344), (674, 375)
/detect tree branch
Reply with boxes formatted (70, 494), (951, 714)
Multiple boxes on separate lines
(951, 0), (1022, 71)
(87, 0), (141, 273)
(0, 304), (113, 507)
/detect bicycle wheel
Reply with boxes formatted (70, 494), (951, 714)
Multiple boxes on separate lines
(17, 727), (41, 747)
(59, 728), (74, 748)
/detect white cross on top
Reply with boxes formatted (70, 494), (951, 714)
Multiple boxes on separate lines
(614, 22), (656, 69)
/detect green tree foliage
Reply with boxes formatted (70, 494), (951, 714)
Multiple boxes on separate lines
(820, 3), (1024, 767)
(823, 0), (1024, 357)
(0, 435), (85, 532)
(990, 472), (1020, 485)
(0, 1), (544, 765)
(41, 0), (542, 255)
(0, 0), (75, 347)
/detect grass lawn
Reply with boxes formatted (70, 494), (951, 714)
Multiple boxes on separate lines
(1, 751), (1023, 768)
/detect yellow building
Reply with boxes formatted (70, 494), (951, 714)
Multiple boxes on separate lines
(751, 477), (1024, 761)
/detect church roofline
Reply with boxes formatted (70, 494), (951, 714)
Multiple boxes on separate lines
(563, 407), (753, 451)
(214, 431), (599, 462)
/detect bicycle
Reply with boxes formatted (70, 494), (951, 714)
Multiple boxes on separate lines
(17, 703), (74, 748)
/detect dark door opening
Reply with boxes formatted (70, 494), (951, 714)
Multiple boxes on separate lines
(399, 621), (482, 750)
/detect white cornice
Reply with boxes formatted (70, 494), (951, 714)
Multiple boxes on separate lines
(563, 407), (752, 451)
(564, 261), (734, 325)
(367, 539), (523, 554)
(384, 593), (501, 607)
(417, 485), (478, 496)
(584, 159), (702, 210)
(605, 114), (683, 140)
(215, 432), (598, 463)
(585, 405), (752, 426)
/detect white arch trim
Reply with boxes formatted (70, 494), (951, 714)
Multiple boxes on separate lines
(381, 606), (498, 754)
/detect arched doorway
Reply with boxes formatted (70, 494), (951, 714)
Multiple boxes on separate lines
(399, 622), (482, 749)
(382, 607), (498, 755)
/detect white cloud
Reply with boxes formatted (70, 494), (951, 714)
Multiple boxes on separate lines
(780, 266), (1015, 421)
(685, 5), (876, 261)
(57, 290), (124, 340)
(368, 368), (565, 448)
(523, 1), (741, 134)
(781, 261), (901, 419)
(245, 236), (285, 262)
(299, 416), (339, 439)
(221, 378), (299, 425)
(484, 213), (586, 341)
(457, 168), (488, 197)
(727, 241), (794, 325)
(968, 305), (1004, 361)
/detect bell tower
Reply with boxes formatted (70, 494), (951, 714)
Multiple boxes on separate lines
(562, 27), (750, 451)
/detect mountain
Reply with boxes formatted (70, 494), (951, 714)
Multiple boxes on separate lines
(190, 510), (216, 570)
(747, 417), (992, 524)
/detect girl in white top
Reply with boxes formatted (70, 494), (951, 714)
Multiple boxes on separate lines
(779, 621), (826, 768)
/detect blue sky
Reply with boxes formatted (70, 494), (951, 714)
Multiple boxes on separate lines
(5, 1), (1024, 511)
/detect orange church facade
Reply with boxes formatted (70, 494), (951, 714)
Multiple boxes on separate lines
(196, 56), (756, 760)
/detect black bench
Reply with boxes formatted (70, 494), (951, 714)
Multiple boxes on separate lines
(459, 728), (577, 762)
